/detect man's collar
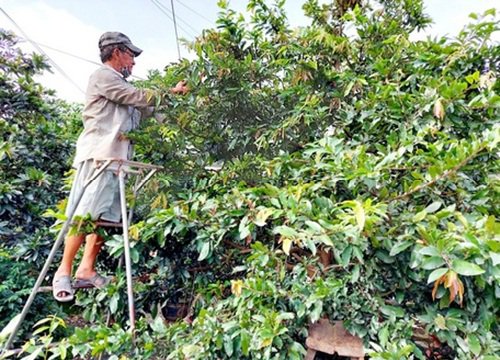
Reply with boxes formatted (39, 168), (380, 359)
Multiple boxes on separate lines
(103, 64), (125, 79)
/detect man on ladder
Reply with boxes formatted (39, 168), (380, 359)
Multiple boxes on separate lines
(52, 31), (188, 302)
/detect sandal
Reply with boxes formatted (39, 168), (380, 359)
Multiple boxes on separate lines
(52, 275), (74, 302)
(73, 273), (112, 289)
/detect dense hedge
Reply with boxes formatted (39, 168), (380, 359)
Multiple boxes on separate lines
(0, 29), (82, 337)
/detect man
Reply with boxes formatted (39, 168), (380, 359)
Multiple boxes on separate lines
(52, 32), (188, 302)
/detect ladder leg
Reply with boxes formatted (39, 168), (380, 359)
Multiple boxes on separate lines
(118, 170), (135, 336)
(2, 163), (94, 353)
(2, 218), (71, 353)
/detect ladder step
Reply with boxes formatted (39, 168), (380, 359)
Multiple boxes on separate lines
(95, 220), (123, 228)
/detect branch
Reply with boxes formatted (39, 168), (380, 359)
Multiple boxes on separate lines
(389, 146), (485, 202)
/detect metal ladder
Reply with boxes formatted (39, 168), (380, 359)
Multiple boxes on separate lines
(2, 158), (162, 353)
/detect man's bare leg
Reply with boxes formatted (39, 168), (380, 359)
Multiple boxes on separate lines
(53, 233), (85, 298)
(75, 232), (104, 280)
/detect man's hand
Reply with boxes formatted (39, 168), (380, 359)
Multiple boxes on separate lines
(171, 80), (189, 95)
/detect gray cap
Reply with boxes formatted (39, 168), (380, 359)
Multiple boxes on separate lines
(98, 31), (142, 56)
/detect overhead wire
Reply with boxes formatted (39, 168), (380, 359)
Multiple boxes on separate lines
(174, 0), (213, 25)
(0, 6), (85, 95)
(157, 0), (201, 36)
(18, 37), (102, 67)
(149, 0), (199, 39)
(17, 38), (145, 81)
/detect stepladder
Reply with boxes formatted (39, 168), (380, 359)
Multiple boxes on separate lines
(1, 158), (162, 354)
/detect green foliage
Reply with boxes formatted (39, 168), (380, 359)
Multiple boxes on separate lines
(125, 1), (499, 358)
(0, 29), (81, 340)
(0, 30), (80, 251)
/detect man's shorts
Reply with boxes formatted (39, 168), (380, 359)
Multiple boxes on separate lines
(65, 160), (121, 223)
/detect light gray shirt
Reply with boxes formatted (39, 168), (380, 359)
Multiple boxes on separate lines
(73, 65), (154, 166)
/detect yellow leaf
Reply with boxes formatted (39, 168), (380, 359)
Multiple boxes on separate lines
(145, 89), (157, 104)
(254, 207), (274, 227)
(434, 314), (447, 330)
(261, 338), (273, 348)
(282, 237), (292, 255)
(433, 98), (445, 120)
(129, 225), (140, 240)
(150, 193), (167, 209)
(231, 279), (243, 297)
(354, 201), (365, 231)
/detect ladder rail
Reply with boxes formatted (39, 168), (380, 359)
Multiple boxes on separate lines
(2, 160), (112, 352)
(1, 159), (160, 353)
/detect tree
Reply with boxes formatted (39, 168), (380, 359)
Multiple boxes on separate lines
(0, 29), (80, 332)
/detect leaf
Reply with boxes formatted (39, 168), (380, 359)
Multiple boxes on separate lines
(351, 264), (360, 283)
(277, 312), (295, 322)
(110, 294), (119, 314)
(316, 234), (334, 247)
(224, 336), (234, 358)
(273, 225), (299, 238)
(129, 225), (140, 240)
(305, 220), (322, 233)
(305, 238), (317, 255)
(254, 208), (274, 227)
(58, 343), (67, 360)
(444, 270), (464, 305)
(490, 251), (500, 266)
(467, 334), (481, 356)
(412, 210), (427, 223)
(239, 216), (251, 239)
(261, 338), (273, 348)
(434, 314), (447, 330)
(240, 329), (250, 356)
(341, 246), (353, 266)
(427, 268), (449, 284)
(231, 279), (243, 296)
(198, 241), (211, 261)
(21, 347), (44, 360)
(421, 256), (446, 270)
(378, 326), (389, 347)
(452, 260), (485, 276)
(425, 201), (442, 213)
(282, 238), (292, 255)
(353, 202), (365, 231)
(380, 304), (404, 318)
(456, 336), (469, 353)
(309, 301), (323, 323)
(433, 98), (445, 120)
(485, 215), (498, 235)
(131, 247), (140, 264)
(389, 241), (413, 256)
(419, 246), (440, 257)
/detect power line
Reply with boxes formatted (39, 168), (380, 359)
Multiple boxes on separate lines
(18, 37), (102, 67)
(149, 0), (198, 40)
(174, 0), (213, 24)
(0, 6), (85, 95)
(17, 38), (145, 81)
(151, 0), (198, 38)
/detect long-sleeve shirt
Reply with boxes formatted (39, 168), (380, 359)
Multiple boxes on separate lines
(73, 65), (154, 166)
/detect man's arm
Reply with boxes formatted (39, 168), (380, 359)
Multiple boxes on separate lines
(95, 69), (155, 108)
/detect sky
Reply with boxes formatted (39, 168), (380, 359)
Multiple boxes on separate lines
(1, 0), (499, 103)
